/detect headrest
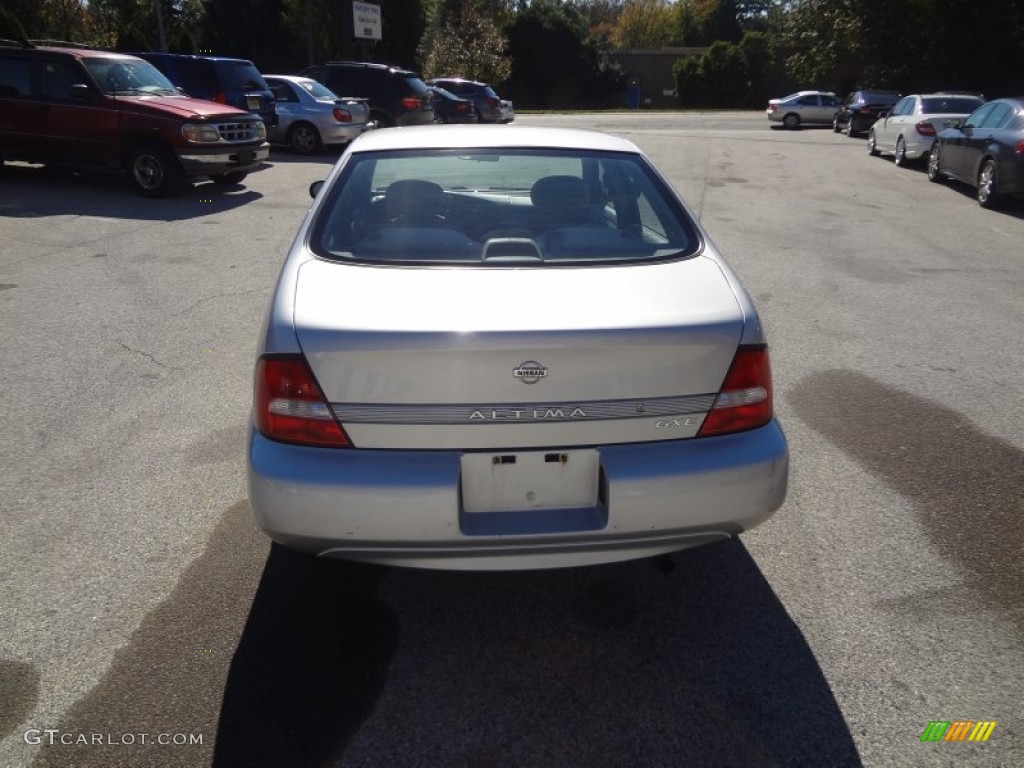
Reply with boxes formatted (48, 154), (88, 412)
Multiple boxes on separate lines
(530, 175), (589, 208)
(385, 179), (445, 218)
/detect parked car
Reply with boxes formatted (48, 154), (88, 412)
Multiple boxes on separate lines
(247, 125), (789, 570)
(927, 97), (1024, 208)
(426, 85), (477, 124)
(499, 99), (515, 123)
(0, 41), (268, 196)
(298, 62), (434, 128)
(833, 90), (901, 136)
(264, 75), (371, 153)
(133, 52), (277, 127)
(868, 93), (986, 166)
(765, 90), (840, 129)
(427, 77), (504, 123)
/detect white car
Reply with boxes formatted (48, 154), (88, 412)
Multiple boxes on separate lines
(247, 126), (789, 570)
(500, 99), (515, 123)
(868, 93), (986, 166)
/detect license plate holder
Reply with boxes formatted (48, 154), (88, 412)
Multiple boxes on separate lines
(460, 450), (599, 514)
(246, 96), (261, 110)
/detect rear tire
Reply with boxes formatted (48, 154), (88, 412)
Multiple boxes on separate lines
(288, 122), (321, 155)
(127, 142), (185, 198)
(927, 144), (944, 183)
(783, 113), (800, 130)
(894, 137), (907, 166)
(833, 117), (842, 133)
(845, 118), (856, 136)
(977, 159), (1001, 208)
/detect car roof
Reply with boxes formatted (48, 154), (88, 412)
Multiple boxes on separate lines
(16, 45), (142, 60)
(349, 125), (641, 154)
(316, 61), (418, 75)
(432, 77), (488, 85)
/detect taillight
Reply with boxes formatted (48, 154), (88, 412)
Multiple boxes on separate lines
(768, 104), (777, 113)
(915, 121), (936, 136)
(212, 92), (226, 104)
(1016, 140), (1024, 155)
(697, 345), (773, 437)
(333, 107), (352, 123)
(484, 97), (499, 108)
(858, 106), (872, 114)
(254, 355), (351, 447)
(401, 97), (421, 110)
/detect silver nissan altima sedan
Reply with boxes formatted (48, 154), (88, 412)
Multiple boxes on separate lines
(248, 125), (788, 570)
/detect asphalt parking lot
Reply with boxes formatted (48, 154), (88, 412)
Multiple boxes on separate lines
(1, 112), (1022, 767)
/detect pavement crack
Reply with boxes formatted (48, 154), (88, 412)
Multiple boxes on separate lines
(117, 341), (183, 371)
(174, 286), (270, 317)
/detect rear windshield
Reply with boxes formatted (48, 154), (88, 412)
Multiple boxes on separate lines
(398, 73), (430, 95)
(861, 91), (900, 103)
(299, 79), (338, 100)
(310, 148), (699, 266)
(215, 60), (269, 91)
(921, 96), (984, 114)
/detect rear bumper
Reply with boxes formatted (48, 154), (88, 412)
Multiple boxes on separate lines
(247, 420), (789, 570)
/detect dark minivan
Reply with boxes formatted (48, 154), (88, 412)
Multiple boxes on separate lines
(134, 52), (277, 126)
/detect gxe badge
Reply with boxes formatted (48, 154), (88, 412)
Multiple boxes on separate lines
(513, 361), (548, 384)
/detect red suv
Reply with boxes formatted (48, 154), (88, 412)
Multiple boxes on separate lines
(0, 42), (269, 196)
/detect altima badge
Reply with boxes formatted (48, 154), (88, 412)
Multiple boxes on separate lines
(513, 361), (548, 384)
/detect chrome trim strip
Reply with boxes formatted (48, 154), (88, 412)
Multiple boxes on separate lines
(331, 394), (717, 424)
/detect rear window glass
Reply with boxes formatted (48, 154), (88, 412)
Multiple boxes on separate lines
(299, 79), (338, 100)
(310, 148), (699, 266)
(215, 60), (268, 91)
(921, 97), (983, 114)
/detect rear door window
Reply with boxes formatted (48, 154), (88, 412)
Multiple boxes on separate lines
(215, 60), (269, 91)
(0, 56), (32, 96)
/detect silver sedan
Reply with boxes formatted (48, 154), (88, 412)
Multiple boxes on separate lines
(264, 75), (371, 154)
(248, 126), (789, 570)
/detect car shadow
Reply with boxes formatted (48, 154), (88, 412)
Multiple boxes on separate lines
(214, 539), (862, 767)
(266, 147), (344, 165)
(0, 163), (262, 221)
(932, 178), (1024, 219)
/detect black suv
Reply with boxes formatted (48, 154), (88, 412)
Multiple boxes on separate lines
(298, 62), (433, 128)
(0, 41), (269, 196)
(426, 78), (504, 123)
(834, 90), (901, 136)
(134, 52), (277, 127)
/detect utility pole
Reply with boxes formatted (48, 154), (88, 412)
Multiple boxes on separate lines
(154, 0), (167, 51)
(306, 0), (313, 65)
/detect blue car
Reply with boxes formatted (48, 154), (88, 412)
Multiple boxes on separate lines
(134, 52), (277, 127)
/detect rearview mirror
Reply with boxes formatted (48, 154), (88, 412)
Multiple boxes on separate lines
(309, 180), (324, 199)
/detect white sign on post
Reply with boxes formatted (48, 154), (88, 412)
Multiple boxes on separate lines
(353, 2), (382, 41)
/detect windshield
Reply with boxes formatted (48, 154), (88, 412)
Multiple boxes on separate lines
(83, 57), (178, 96)
(310, 148), (699, 266)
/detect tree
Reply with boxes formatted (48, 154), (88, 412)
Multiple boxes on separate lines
(610, 0), (675, 50)
(419, 3), (511, 82)
(505, 0), (621, 107)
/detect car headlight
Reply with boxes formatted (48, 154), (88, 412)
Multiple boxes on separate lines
(181, 123), (222, 143)
(256, 121), (267, 140)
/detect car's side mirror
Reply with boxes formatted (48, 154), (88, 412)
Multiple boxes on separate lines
(309, 180), (324, 199)
(878, 111), (888, 119)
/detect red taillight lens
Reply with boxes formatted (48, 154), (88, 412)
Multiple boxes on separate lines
(401, 97), (421, 110)
(915, 121), (936, 136)
(858, 106), (872, 114)
(333, 107), (352, 123)
(485, 97), (499, 108)
(254, 355), (351, 447)
(1015, 140), (1024, 155)
(768, 104), (777, 113)
(697, 345), (773, 437)
(212, 92), (226, 104)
